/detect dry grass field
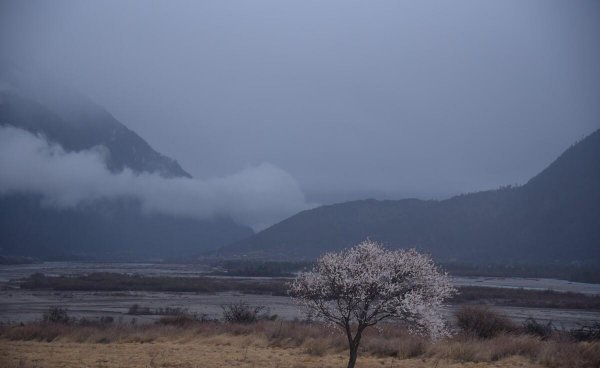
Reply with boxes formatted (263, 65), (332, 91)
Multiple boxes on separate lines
(0, 317), (598, 368)
(0, 337), (543, 368)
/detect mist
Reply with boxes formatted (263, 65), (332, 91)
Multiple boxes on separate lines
(1, 0), (598, 205)
(0, 126), (312, 230)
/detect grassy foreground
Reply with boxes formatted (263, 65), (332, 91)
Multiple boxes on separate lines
(0, 337), (539, 368)
(1, 320), (599, 368)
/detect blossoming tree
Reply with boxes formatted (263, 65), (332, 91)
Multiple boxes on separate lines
(289, 240), (455, 368)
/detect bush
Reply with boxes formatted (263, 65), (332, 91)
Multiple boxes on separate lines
(100, 316), (114, 324)
(77, 316), (114, 327)
(221, 301), (270, 324)
(455, 305), (516, 338)
(42, 307), (70, 324)
(522, 318), (554, 339)
(20, 272), (287, 295)
(570, 321), (600, 341)
(127, 304), (151, 315)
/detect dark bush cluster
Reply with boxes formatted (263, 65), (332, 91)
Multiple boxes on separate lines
(456, 306), (600, 344)
(42, 307), (70, 324)
(77, 316), (114, 327)
(127, 304), (151, 315)
(522, 318), (554, 339)
(21, 273), (600, 311)
(455, 305), (516, 338)
(570, 321), (600, 342)
(21, 272), (287, 295)
(210, 260), (310, 277)
(442, 262), (600, 284)
(221, 301), (276, 323)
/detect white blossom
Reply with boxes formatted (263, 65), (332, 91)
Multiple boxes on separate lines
(289, 240), (455, 368)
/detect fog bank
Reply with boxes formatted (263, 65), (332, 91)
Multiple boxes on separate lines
(0, 126), (314, 230)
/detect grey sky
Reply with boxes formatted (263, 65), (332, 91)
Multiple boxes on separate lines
(2, 0), (599, 204)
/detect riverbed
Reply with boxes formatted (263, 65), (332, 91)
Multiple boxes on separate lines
(1, 262), (599, 328)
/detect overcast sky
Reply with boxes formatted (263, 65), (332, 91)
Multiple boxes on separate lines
(2, 0), (599, 204)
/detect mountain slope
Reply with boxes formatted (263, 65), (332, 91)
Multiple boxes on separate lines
(222, 129), (600, 262)
(0, 63), (190, 178)
(0, 64), (252, 260)
(0, 194), (252, 260)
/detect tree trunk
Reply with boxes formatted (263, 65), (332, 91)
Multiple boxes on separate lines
(347, 345), (358, 368)
(346, 327), (363, 368)
(345, 321), (366, 368)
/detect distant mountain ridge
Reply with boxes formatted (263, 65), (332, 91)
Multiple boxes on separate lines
(221, 129), (600, 263)
(0, 63), (190, 178)
(0, 64), (252, 260)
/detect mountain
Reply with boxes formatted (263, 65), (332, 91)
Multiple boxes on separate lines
(0, 194), (253, 260)
(0, 64), (252, 260)
(221, 129), (600, 263)
(0, 63), (189, 177)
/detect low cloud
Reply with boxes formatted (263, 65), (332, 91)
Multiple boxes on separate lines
(0, 126), (314, 230)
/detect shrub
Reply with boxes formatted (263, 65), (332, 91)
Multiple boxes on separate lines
(455, 305), (516, 338)
(522, 318), (554, 339)
(42, 307), (69, 324)
(158, 314), (198, 327)
(570, 321), (600, 342)
(127, 304), (150, 315)
(221, 301), (270, 324)
(77, 316), (113, 327)
(100, 316), (114, 324)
